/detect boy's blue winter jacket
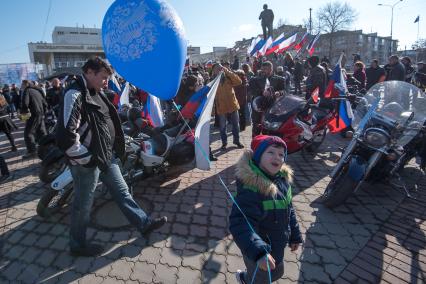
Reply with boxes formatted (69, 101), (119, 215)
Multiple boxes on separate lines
(229, 150), (303, 264)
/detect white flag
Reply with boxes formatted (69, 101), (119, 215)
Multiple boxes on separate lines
(147, 94), (165, 127)
(194, 74), (222, 170)
(119, 82), (130, 106)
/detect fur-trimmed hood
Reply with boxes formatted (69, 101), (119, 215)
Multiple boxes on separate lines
(235, 150), (293, 197)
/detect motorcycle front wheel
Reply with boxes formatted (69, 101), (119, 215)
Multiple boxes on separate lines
(36, 186), (73, 218)
(322, 164), (359, 208)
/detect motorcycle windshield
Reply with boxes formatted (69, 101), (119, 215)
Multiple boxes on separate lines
(353, 81), (426, 145)
(268, 95), (306, 116)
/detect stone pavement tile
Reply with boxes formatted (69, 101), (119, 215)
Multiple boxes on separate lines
(5, 229), (26, 244)
(109, 259), (134, 281)
(309, 234), (336, 249)
(172, 222), (189, 236)
(227, 240), (241, 256)
(147, 232), (167, 249)
(177, 267), (202, 284)
(35, 234), (55, 249)
(100, 278), (125, 284)
(316, 247), (346, 265)
(324, 263), (346, 280)
(121, 244), (142, 262)
(36, 250), (58, 267)
(284, 261), (301, 282)
(78, 274), (104, 284)
(92, 257), (112, 278)
(203, 253), (227, 274)
(208, 226), (227, 239)
(20, 232), (40, 247)
(154, 263), (178, 283)
(301, 263), (331, 283)
(226, 254), (245, 273)
(2, 260), (26, 281)
(139, 246), (162, 264)
(186, 241), (208, 253)
(210, 240), (227, 255)
(38, 267), (62, 284)
(52, 251), (75, 270)
(201, 270), (226, 284)
(3, 243), (26, 259)
(50, 236), (69, 251)
(130, 261), (155, 283)
(298, 247), (321, 264)
(17, 263), (45, 283)
(182, 250), (205, 270)
(74, 257), (96, 274)
(189, 224), (208, 237)
(160, 247), (182, 267)
(166, 235), (186, 250)
(345, 262), (380, 283)
(19, 246), (43, 264)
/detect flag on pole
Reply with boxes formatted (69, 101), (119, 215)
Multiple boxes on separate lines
(108, 75), (122, 93)
(248, 36), (265, 56)
(306, 33), (321, 56)
(258, 36), (274, 57)
(119, 82), (130, 107)
(194, 74), (222, 170)
(276, 32), (298, 53)
(294, 32), (309, 52)
(265, 33), (286, 55)
(325, 54), (354, 133)
(181, 86), (211, 119)
(145, 94), (165, 127)
(414, 15), (420, 23)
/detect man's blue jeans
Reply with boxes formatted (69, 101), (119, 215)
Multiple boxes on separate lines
(218, 111), (240, 145)
(69, 157), (150, 249)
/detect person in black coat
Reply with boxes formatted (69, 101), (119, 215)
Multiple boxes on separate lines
(0, 94), (17, 152)
(366, 59), (386, 90)
(305, 56), (327, 100)
(259, 4), (274, 40)
(20, 80), (48, 158)
(10, 84), (20, 114)
(293, 58), (304, 95)
(385, 55), (406, 82)
(0, 155), (10, 183)
(401, 56), (415, 83)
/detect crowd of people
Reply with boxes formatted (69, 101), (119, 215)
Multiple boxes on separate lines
(0, 53), (425, 281)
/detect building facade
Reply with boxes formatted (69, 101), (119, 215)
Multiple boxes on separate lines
(312, 30), (398, 66)
(28, 26), (105, 75)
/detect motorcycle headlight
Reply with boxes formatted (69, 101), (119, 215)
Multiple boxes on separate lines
(263, 120), (282, 130)
(364, 128), (390, 148)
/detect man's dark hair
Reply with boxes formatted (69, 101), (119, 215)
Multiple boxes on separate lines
(308, 56), (320, 67)
(263, 4), (268, 9)
(390, 55), (399, 61)
(372, 59), (379, 65)
(82, 56), (113, 75)
(261, 61), (273, 68)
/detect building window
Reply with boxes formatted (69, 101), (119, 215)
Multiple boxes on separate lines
(90, 33), (98, 35)
(70, 32), (78, 34)
(57, 31), (64, 35)
(80, 32), (88, 34)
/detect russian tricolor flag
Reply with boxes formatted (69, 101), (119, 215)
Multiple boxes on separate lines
(180, 86), (211, 119)
(248, 36), (265, 57)
(265, 33), (286, 55)
(276, 32), (298, 53)
(326, 54), (354, 133)
(258, 36), (273, 57)
(142, 94), (165, 128)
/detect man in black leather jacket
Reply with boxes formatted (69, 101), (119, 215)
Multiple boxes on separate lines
(248, 61), (285, 137)
(305, 56), (327, 100)
(57, 57), (167, 256)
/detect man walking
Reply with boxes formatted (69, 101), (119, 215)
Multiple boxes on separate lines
(57, 57), (167, 256)
(20, 80), (48, 158)
(259, 4), (274, 40)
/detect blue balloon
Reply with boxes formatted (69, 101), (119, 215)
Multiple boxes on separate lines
(102, 0), (187, 100)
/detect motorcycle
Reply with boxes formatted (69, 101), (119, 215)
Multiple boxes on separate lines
(322, 81), (426, 208)
(36, 122), (195, 218)
(253, 93), (342, 154)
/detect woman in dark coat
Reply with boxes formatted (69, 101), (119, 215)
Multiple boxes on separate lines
(0, 94), (18, 151)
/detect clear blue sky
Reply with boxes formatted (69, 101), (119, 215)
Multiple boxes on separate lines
(0, 0), (424, 64)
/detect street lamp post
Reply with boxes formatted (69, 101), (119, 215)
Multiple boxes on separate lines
(378, 0), (403, 55)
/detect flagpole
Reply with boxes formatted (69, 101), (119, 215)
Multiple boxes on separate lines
(416, 18), (420, 63)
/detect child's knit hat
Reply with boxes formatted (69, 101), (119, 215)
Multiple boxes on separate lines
(251, 135), (287, 165)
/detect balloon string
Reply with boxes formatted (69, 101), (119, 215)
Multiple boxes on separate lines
(170, 99), (272, 284)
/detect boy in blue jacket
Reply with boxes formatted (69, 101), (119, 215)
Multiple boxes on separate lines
(229, 135), (303, 283)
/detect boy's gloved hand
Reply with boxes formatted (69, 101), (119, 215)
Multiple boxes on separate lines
(257, 253), (276, 271)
